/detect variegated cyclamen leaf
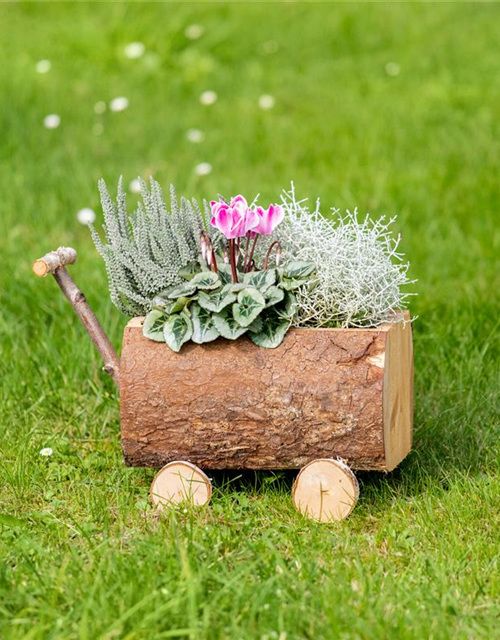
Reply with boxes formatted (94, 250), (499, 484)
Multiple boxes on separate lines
(222, 282), (247, 294)
(190, 303), (220, 344)
(243, 268), (276, 293)
(191, 271), (221, 290)
(163, 296), (191, 314)
(167, 281), (197, 299)
(282, 261), (315, 279)
(212, 307), (249, 340)
(248, 312), (291, 349)
(217, 264), (233, 285)
(143, 310), (166, 342)
(198, 289), (236, 313)
(152, 287), (175, 307)
(178, 260), (202, 281)
(278, 277), (309, 291)
(218, 263), (244, 285)
(152, 298), (167, 311)
(163, 312), (193, 352)
(232, 288), (266, 328)
(264, 285), (285, 308)
(247, 316), (263, 333)
(277, 291), (298, 320)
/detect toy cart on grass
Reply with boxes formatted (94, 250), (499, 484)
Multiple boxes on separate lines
(34, 247), (414, 522)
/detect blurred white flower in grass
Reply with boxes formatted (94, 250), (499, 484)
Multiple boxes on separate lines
(77, 208), (96, 225)
(186, 128), (205, 144)
(124, 42), (145, 59)
(44, 114), (60, 129)
(109, 96), (129, 112)
(36, 59), (51, 74)
(261, 40), (279, 54)
(92, 123), (104, 136)
(385, 62), (401, 77)
(200, 90), (217, 106)
(129, 179), (142, 193)
(194, 162), (212, 176)
(258, 94), (275, 110)
(185, 24), (204, 40)
(40, 448), (53, 457)
(94, 101), (106, 114)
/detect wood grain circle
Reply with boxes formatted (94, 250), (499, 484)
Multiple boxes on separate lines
(292, 458), (359, 522)
(150, 461), (212, 509)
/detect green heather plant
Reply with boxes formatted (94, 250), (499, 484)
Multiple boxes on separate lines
(89, 178), (207, 316)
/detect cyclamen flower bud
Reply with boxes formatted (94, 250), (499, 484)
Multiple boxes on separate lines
(223, 246), (230, 264)
(275, 246), (282, 266)
(200, 232), (208, 261)
(206, 240), (213, 266)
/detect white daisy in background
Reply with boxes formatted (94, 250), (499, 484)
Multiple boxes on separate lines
(124, 42), (146, 59)
(43, 114), (60, 129)
(185, 24), (204, 40)
(200, 90), (217, 106)
(186, 128), (205, 144)
(40, 447), (53, 457)
(129, 178), (142, 193)
(109, 96), (129, 112)
(261, 40), (279, 55)
(92, 123), (104, 136)
(258, 94), (276, 110)
(94, 101), (106, 114)
(36, 59), (51, 74)
(77, 208), (96, 225)
(194, 162), (212, 176)
(385, 62), (401, 77)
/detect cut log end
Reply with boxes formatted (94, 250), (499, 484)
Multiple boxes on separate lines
(33, 259), (49, 277)
(150, 461), (212, 510)
(33, 246), (77, 277)
(292, 459), (359, 522)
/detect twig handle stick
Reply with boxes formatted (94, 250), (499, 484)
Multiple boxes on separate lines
(33, 247), (120, 385)
(33, 247), (77, 277)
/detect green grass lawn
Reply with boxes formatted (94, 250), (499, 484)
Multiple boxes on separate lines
(1, 2), (500, 638)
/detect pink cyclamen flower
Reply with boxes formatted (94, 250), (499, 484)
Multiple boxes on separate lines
(253, 204), (285, 236)
(210, 195), (259, 239)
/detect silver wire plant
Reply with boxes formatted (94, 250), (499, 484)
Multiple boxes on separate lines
(277, 185), (415, 328)
(89, 177), (207, 316)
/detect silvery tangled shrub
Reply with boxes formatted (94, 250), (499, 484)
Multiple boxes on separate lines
(277, 186), (414, 328)
(89, 178), (206, 316)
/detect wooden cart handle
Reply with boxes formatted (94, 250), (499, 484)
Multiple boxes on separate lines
(33, 246), (120, 386)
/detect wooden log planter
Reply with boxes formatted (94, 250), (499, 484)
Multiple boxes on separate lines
(34, 247), (414, 522)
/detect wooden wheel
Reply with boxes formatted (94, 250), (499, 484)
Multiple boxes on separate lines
(292, 458), (359, 522)
(150, 461), (212, 509)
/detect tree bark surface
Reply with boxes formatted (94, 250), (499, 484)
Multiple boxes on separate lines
(120, 313), (413, 470)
